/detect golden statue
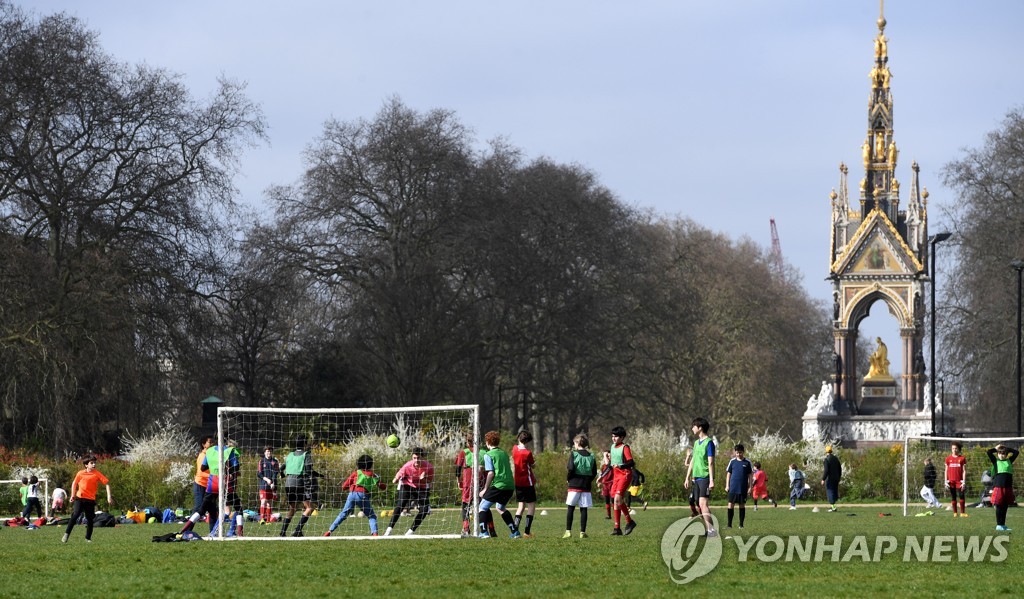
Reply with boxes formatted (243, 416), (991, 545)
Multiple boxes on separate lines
(865, 337), (893, 381)
(874, 133), (885, 159)
(875, 34), (888, 59)
(862, 142), (870, 168)
(887, 140), (897, 166)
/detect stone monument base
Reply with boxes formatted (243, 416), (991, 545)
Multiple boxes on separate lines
(859, 380), (898, 414)
(802, 413), (931, 449)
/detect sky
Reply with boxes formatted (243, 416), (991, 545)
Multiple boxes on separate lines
(25, 0), (1024, 380)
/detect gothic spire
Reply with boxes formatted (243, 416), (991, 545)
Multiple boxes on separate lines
(860, 0), (898, 221)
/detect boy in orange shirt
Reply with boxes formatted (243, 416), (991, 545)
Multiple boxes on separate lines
(62, 456), (113, 543)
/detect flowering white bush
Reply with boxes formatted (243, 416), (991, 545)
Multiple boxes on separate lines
(747, 430), (791, 459)
(628, 426), (687, 457)
(11, 465), (48, 481)
(797, 434), (848, 484)
(121, 417), (199, 464)
(164, 461), (194, 487)
(329, 415), (467, 466)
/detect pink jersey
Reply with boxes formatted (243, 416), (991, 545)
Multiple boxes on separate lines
(395, 459), (434, 489)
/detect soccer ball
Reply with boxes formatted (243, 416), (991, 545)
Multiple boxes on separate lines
(386, 434), (401, 448)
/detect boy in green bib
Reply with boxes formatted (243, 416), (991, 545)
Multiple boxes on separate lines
(684, 417), (716, 537)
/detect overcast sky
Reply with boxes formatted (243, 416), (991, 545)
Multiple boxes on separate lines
(26, 1), (1024, 378)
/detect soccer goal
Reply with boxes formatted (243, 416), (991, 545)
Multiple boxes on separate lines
(209, 405), (479, 540)
(901, 435), (1024, 516)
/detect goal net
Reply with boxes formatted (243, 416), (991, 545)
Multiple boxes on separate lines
(901, 435), (1024, 516)
(209, 405), (479, 540)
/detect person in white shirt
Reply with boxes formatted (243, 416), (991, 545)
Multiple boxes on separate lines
(51, 486), (68, 515)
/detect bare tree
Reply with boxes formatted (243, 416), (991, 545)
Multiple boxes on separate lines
(942, 107), (1024, 430)
(0, 3), (265, 453)
(272, 98), (479, 407)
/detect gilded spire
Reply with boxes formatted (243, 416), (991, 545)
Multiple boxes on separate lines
(861, 3), (895, 219)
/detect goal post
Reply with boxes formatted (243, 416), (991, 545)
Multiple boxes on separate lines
(211, 405), (479, 540)
(902, 435), (1024, 516)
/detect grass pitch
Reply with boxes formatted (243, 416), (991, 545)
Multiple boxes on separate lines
(0, 504), (1017, 598)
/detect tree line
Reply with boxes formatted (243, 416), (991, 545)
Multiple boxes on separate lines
(1, 2), (859, 456)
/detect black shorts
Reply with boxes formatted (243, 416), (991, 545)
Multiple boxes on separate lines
(482, 487), (514, 507)
(285, 484), (312, 504)
(395, 487), (431, 513)
(728, 492), (747, 504)
(515, 485), (537, 503)
(694, 478), (711, 499)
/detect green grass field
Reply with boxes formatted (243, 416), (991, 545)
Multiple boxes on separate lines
(1, 504), (1017, 598)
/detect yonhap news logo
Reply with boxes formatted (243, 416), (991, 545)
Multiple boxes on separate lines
(661, 516), (1010, 585)
(660, 514), (723, 585)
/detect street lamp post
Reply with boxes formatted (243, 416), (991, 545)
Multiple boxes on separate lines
(938, 378), (945, 435)
(1012, 260), (1024, 437)
(929, 232), (952, 436)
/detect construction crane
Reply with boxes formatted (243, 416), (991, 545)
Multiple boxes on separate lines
(769, 217), (784, 273)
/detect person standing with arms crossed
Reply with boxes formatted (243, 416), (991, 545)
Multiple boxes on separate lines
(684, 417), (716, 536)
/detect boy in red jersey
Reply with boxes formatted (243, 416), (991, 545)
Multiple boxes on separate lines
(945, 442), (968, 517)
(608, 426), (636, 536)
(455, 435), (482, 537)
(62, 456), (113, 544)
(512, 430), (537, 537)
(750, 461), (777, 510)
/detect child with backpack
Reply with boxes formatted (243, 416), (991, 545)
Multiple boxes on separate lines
(564, 434), (597, 538)
(324, 454), (387, 536)
(788, 463), (806, 509)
